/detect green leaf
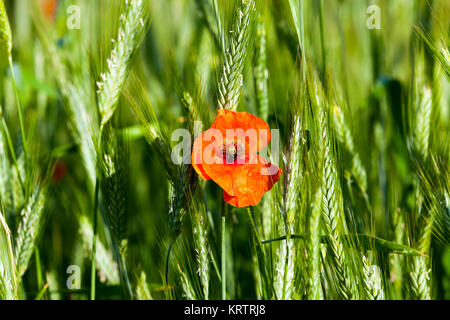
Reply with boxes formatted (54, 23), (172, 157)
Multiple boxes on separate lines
(34, 283), (48, 300)
(261, 234), (426, 257)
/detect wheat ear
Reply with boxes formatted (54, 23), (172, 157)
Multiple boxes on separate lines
(285, 114), (302, 228)
(97, 0), (148, 131)
(414, 87), (432, 161)
(193, 204), (210, 300)
(135, 270), (153, 300)
(319, 109), (353, 300)
(254, 20), (269, 121)
(14, 187), (48, 276)
(0, 0), (12, 58)
(332, 105), (368, 197)
(78, 214), (119, 284)
(0, 111), (14, 221)
(362, 255), (384, 300)
(217, 0), (255, 111)
(0, 211), (18, 299)
(98, 123), (133, 298)
(409, 215), (433, 300)
(389, 208), (405, 297)
(306, 189), (324, 300)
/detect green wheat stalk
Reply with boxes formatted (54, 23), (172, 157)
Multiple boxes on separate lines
(1, 0), (28, 168)
(318, 108), (353, 300)
(193, 204), (210, 300)
(409, 216), (433, 300)
(97, 0), (148, 131)
(99, 126), (129, 250)
(127, 83), (176, 179)
(98, 123), (133, 298)
(408, 47), (434, 300)
(306, 189), (323, 300)
(167, 91), (198, 248)
(135, 270), (153, 300)
(414, 86), (432, 161)
(285, 114), (302, 228)
(217, 0), (255, 111)
(362, 255), (384, 300)
(0, 0), (12, 60)
(332, 105), (368, 198)
(254, 20), (269, 121)
(14, 186), (48, 276)
(414, 26), (450, 80)
(0, 210), (18, 300)
(33, 3), (98, 190)
(0, 111), (14, 221)
(389, 208), (405, 298)
(78, 214), (120, 285)
(277, 113), (303, 300)
(273, 236), (295, 300)
(165, 89), (200, 286)
(177, 263), (196, 300)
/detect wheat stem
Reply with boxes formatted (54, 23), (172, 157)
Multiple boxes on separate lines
(90, 180), (99, 300)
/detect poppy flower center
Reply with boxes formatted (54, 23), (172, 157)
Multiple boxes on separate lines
(220, 141), (243, 164)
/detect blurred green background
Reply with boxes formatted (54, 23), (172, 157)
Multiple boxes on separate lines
(0, 0), (448, 300)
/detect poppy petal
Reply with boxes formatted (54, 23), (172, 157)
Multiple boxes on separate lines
(211, 110), (271, 152)
(203, 155), (282, 199)
(223, 190), (263, 207)
(191, 131), (211, 180)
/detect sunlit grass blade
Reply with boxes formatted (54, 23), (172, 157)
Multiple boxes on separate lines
(0, 211), (19, 300)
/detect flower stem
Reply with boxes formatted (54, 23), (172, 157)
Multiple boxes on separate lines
(247, 207), (271, 299)
(221, 196), (226, 300)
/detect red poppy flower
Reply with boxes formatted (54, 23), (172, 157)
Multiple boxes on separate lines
(40, 0), (58, 22)
(192, 109), (282, 207)
(52, 159), (67, 183)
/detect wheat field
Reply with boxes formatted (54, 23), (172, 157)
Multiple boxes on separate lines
(0, 0), (449, 301)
